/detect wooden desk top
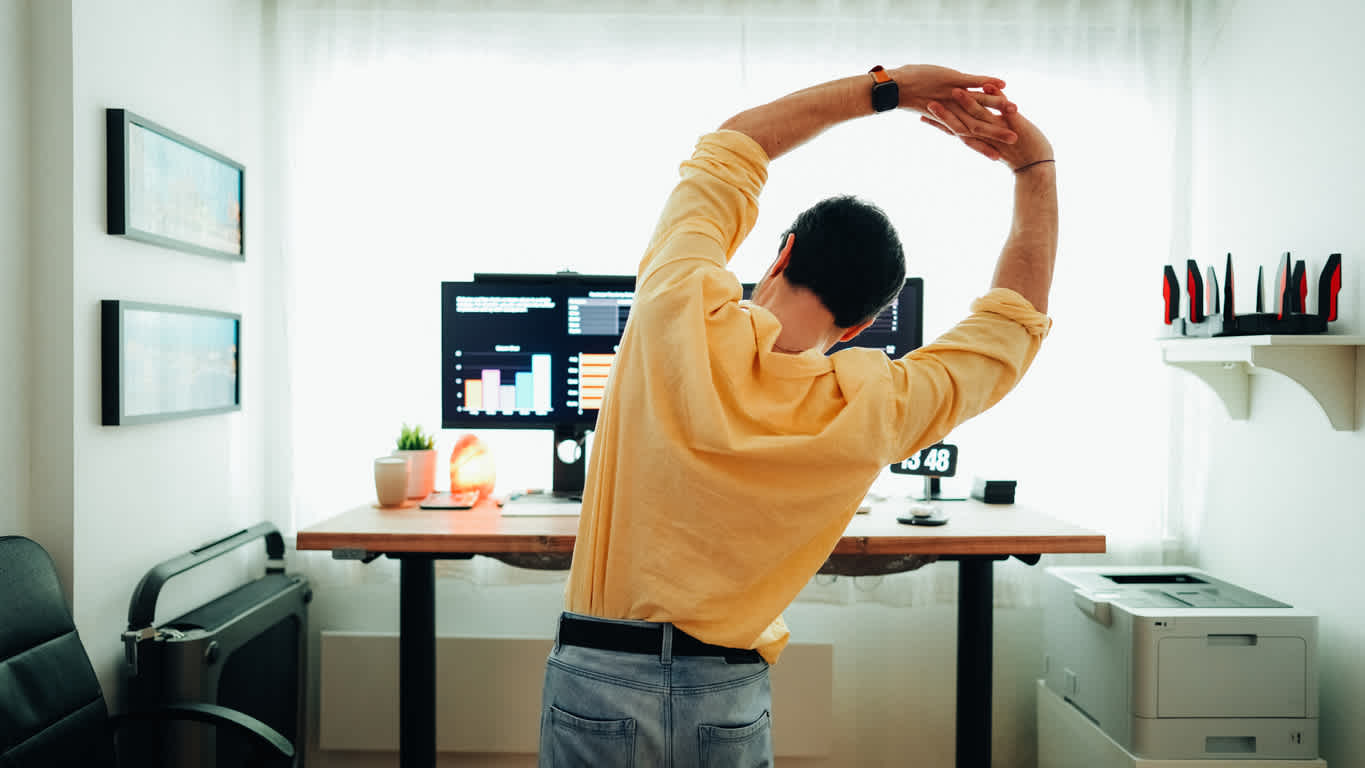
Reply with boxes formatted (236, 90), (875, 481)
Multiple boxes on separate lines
(296, 498), (1104, 558)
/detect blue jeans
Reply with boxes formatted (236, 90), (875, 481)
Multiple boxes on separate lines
(538, 612), (773, 767)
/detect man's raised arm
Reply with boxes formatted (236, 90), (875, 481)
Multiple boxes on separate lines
(995, 138), (1058, 313)
(719, 65), (1017, 162)
(925, 91), (1058, 313)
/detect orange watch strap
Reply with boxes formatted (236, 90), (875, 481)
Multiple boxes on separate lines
(868, 65), (899, 112)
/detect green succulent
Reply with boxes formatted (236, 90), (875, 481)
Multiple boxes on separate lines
(396, 423), (435, 451)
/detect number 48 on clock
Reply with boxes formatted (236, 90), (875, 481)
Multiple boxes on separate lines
(890, 443), (958, 478)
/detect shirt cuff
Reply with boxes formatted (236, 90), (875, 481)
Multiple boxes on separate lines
(971, 287), (1053, 338)
(710, 128), (772, 167)
(691, 129), (770, 193)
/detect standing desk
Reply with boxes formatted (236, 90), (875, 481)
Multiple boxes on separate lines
(297, 498), (1105, 768)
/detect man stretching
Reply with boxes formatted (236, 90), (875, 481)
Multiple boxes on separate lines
(539, 63), (1057, 766)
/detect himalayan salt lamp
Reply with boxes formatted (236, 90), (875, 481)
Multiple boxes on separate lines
(449, 433), (496, 501)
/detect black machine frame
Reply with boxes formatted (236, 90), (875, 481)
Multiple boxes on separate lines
(123, 523), (310, 767)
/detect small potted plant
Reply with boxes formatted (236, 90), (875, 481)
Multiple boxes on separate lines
(394, 423), (437, 499)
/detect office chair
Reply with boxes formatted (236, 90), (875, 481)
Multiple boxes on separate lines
(0, 535), (295, 768)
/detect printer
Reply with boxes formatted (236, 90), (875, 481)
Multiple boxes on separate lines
(1042, 566), (1318, 760)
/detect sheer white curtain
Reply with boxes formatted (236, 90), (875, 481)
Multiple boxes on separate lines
(263, 0), (1192, 599)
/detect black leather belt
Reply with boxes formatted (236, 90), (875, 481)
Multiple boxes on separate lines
(558, 615), (762, 664)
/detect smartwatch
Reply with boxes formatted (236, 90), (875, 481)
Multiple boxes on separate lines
(869, 65), (899, 113)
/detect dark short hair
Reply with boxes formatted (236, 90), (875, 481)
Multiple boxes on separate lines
(779, 195), (906, 328)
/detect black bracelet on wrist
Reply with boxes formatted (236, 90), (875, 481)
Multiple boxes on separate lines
(1013, 159), (1056, 174)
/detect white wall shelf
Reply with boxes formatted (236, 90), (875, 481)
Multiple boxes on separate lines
(1159, 335), (1365, 431)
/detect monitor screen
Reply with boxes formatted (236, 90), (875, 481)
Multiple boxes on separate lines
(441, 273), (923, 431)
(441, 274), (633, 429)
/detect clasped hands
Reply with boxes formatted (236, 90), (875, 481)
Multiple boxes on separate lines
(892, 64), (1052, 170)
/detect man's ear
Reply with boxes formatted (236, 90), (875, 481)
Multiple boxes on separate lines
(837, 315), (877, 342)
(770, 233), (795, 277)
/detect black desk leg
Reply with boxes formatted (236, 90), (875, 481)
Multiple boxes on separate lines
(956, 556), (994, 768)
(400, 556), (436, 768)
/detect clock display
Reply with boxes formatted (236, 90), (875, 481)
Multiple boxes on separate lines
(890, 443), (958, 477)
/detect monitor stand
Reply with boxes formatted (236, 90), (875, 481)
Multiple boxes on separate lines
(913, 476), (966, 502)
(551, 424), (588, 501)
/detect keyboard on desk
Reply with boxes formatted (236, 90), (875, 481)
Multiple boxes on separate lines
(499, 493), (582, 516)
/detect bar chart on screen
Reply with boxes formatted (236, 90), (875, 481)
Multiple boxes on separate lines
(455, 351), (552, 415)
(568, 352), (615, 411)
(564, 290), (629, 412)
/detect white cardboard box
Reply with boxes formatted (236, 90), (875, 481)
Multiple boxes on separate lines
(1037, 680), (1327, 768)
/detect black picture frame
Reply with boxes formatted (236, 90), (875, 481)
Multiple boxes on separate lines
(106, 108), (245, 261)
(101, 300), (242, 426)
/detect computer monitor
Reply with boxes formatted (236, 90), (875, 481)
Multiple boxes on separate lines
(441, 273), (923, 494)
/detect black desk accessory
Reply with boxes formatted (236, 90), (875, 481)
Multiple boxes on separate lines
(971, 477), (1017, 504)
(890, 442), (964, 500)
(420, 490), (480, 509)
(896, 498), (949, 526)
(898, 510), (949, 526)
(1163, 252), (1342, 337)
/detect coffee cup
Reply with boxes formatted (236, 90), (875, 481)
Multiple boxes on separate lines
(374, 456), (410, 507)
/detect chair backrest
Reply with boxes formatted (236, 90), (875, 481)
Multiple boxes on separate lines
(0, 536), (115, 767)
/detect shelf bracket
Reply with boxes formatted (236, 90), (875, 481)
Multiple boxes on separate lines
(1167, 361), (1250, 421)
(1249, 345), (1357, 431)
(1161, 339), (1360, 431)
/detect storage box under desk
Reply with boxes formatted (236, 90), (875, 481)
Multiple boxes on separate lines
(1037, 681), (1326, 768)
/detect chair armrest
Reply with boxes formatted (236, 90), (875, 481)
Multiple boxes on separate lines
(109, 700), (294, 759)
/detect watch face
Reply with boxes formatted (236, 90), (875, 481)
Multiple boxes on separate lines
(872, 81), (899, 112)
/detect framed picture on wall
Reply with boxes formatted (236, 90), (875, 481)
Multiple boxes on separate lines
(101, 300), (242, 426)
(106, 108), (245, 261)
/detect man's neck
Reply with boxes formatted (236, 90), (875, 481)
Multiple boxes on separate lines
(752, 279), (839, 354)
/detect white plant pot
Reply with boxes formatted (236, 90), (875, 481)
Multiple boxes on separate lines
(394, 448), (437, 499)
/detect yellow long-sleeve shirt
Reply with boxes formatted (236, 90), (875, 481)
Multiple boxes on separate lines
(564, 129), (1051, 663)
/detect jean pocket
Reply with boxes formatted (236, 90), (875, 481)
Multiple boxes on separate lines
(698, 710), (772, 768)
(542, 705), (637, 768)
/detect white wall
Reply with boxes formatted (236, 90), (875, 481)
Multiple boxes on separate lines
(28, 0), (75, 593)
(24, 0), (269, 703)
(1189, 1), (1365, 765)
(0, 0), (29, 538)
